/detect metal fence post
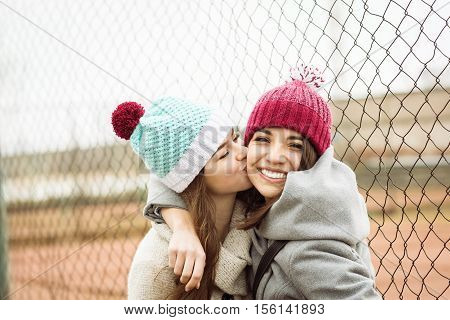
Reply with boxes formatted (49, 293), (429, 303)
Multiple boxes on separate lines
(0, 164), (9, 299)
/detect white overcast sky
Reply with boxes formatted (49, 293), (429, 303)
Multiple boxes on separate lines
(0, 0), (449, 156)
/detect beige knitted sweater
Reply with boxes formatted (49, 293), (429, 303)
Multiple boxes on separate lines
(128, 200), (252, 300)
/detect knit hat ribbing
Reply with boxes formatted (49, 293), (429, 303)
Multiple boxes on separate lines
(244, 67), (332, 156)
(112, 97), (233, 192)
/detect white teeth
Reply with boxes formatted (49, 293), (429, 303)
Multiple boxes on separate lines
(260, 169), (286, 179)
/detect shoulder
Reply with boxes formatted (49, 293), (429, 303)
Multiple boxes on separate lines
(128, 227), (177, 299)
(130, 226), (171, 270)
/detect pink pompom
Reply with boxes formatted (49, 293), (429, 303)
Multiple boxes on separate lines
(289, 64), (325, 89)
(111, 101), (145, 140)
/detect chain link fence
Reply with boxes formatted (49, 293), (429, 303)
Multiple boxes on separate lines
(0, 0), (449, 300)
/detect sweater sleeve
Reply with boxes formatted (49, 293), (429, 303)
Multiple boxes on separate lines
(143, 175), (188, 223)
(215, 228), (252, 296)
(288, 240), (382, 300)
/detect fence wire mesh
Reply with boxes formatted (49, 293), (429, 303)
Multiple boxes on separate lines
(0, 0), (449, 300)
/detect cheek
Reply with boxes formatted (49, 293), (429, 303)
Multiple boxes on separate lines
(295, 156), (302, 170)
(247, 171), (261, 189)
(204, 161), (237, 185)
(287, 152), (302, 170)
(204, 171), (239, 194)
(204, 174), (223, 192)
(246, 146), (262, 168)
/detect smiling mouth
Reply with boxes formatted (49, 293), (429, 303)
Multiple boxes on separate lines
(258, 168), (287, 180)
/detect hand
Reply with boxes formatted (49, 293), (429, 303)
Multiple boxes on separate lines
(161, 208), (206, 291)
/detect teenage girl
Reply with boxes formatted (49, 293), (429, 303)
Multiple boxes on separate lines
(112, 97), (252, 299)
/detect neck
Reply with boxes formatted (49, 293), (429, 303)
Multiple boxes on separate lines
(211, 192), (237, 242)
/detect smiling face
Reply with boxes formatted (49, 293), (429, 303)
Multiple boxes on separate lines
(203, 128), (253, 195)
(246, 127), (304, 199)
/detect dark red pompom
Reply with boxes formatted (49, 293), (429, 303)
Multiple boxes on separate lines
(111, 101), (145, 140)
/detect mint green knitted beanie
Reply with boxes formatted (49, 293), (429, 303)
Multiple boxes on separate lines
(112, 97), (233, 192)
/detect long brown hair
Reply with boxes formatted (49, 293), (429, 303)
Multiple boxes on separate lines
(238, 137), (319, 230)
(164, 173), (221, 300)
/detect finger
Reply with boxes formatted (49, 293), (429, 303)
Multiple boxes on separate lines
(185, 255), (205, 291)
(173, 251), (186, 276)
(180, 255), (195, 286)
(168, 247), (177, 269)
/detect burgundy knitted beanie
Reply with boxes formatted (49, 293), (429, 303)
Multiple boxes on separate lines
(244, 65), (332, 156)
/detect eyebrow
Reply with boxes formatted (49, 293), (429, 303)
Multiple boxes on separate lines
(256, 129), (303, 141)
(287, 135), (303, 141)
(255, 129), (272, 135)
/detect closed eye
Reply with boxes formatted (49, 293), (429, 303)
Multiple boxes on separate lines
(219, 151), (229, 159)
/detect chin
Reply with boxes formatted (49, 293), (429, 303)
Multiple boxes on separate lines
(252, 182), (283, 199)
(248, 176), (283, 199)
(259, 189), (282, 199)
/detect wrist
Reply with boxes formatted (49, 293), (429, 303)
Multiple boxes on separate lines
(160, 208), (195, 231)
(172, 218), (195, 232)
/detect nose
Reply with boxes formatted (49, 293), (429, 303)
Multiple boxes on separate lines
(267, 142), (287, 164)
(234, 142), (248, 161)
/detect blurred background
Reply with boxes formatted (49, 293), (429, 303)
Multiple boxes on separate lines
(0, 0), (448, 300)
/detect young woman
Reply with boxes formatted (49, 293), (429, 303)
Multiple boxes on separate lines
(144, 66), (381, 299)
(112, 97), (252, 299)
